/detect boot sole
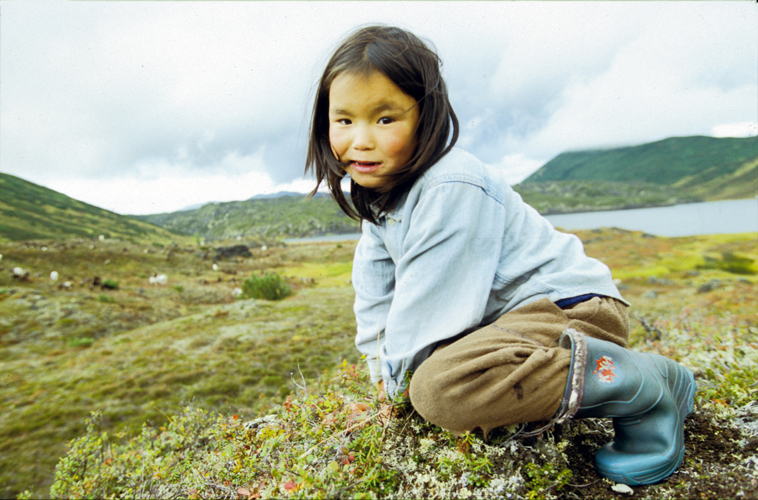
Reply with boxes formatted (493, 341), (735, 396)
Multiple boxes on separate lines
(596, 364), (696, 486)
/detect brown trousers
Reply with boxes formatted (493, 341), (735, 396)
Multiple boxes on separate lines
(408, 297), (629, 435)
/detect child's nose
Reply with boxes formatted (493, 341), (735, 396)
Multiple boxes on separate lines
(352, 125), (375, 150)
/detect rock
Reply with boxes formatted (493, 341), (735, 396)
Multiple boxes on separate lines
(244, 414), (280, 430)
(643, 290), (658, 299)
(698, 280), (722, 293)
(611, 483), (634, 495)
(214, 245), (252, 261)
(149, 274), (168, 286)
(12, 267), (31, 282)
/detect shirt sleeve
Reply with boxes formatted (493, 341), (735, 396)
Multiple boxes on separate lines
(381, 180), (506, 395)
(352, 221), (395, 384)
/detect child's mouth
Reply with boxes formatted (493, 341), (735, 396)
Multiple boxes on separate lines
(350, 161), (381, 173)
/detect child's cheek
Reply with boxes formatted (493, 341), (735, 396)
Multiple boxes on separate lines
(329, 127), (346, 159)
(385, 129), (415, 157)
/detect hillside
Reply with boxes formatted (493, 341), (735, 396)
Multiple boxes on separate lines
(137, 183), (700, 242)
(3, 135), (755, 245)
(513, 180), (701, 215)
(0, 173), (186, 245)
(523, 135), (758, 200)
(134, 194), (361, 242)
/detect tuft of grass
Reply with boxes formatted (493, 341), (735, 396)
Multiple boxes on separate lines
(66, 337), (94, 348)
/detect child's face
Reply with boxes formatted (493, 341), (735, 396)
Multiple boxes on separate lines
(328, 71), (420, 189)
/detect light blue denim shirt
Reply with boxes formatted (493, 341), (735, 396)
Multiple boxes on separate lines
(352, 148), (628, 396)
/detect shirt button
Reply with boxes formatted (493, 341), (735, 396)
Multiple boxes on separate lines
(388, 218), (396, 226)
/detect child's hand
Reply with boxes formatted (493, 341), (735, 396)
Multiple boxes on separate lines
(377, 380), (386, 402)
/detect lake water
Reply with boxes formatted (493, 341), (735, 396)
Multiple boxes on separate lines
(545, 198), (758, 237)
(284, 233), (363, 244)
(285, 198), (758, 243)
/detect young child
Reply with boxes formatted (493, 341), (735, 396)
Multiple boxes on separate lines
(305, 25), (696, 487)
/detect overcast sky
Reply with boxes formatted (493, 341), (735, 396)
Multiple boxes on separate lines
(1, 1), (756, 215)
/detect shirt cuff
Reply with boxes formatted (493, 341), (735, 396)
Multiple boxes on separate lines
(365, 356), (382, 384)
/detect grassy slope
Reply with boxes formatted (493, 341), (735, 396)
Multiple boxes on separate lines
(134, 195), (361, 242)
(523, 136), (758, 200)
(0, 173), (188, 245)
(0, 239), (357, 498)
(2, 231), (758, 498)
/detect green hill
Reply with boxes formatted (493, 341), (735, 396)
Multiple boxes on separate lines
(0, 173), (185, 244)
(135, 195), (360, 242)
(523, 135), (758, 200)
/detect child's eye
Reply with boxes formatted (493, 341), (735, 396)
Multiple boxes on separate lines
(337, 118), (352, 125)
(378, 117), (395, 125)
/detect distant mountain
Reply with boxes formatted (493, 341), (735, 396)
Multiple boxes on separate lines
(248, 191), (305, 200)
(522, 136), (758, 200)
(134, 193), (360, 242)
(0, 173), (185, 244)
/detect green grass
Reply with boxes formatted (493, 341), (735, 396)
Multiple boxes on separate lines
(0, 239), (361, 499)
(3, 234), (758, 499)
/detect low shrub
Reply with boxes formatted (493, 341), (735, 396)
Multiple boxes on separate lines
(698, 251), (756, 275)
(242, 272), (293, 301)
(101, 279), (119, 290)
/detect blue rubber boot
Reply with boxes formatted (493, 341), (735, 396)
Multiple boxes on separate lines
(559, 331), (696, 486)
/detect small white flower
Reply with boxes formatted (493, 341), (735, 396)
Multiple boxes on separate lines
(50, 271), (59, 282)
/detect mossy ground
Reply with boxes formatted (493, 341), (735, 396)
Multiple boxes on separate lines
(2, 229), (757, 499)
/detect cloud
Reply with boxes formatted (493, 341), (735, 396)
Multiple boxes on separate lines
(488, 154), (545, 185)
(513, 2), (758, 157)
(54, 167), (320, 216)
(1, 1), (755, 215)
(711, 122), (758, 138)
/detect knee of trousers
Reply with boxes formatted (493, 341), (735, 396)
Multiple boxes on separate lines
(408, 356), (463, 431)
(409, 345), (572, 435)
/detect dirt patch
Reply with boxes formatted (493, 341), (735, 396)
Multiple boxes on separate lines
(557, 406), (758, 499)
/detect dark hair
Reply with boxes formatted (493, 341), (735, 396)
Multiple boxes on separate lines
(305, 25), (459, 223)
